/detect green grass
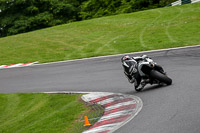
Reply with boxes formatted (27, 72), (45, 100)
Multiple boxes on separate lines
(0, 3), (199, 65)
(0, 93), (89, 133)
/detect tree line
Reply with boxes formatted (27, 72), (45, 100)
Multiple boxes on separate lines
(0, 0), (176, 37)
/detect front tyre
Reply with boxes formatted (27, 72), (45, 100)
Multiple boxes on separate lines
(150, 70), (172, 85)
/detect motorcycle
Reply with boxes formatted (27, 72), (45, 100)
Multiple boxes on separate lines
(123, 55), (172, 92)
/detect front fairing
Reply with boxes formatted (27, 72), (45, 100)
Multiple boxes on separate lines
(138, 58), (156, 76)
(138, 61), (150, 76)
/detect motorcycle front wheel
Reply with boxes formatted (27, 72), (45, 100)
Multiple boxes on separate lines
(149, 70), (172, 85)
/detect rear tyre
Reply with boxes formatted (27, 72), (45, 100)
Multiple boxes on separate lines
(150, 70), (172, 85)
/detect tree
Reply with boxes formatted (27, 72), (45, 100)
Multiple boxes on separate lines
(0, 0), (83, 37)
(80, 0), (177, 20)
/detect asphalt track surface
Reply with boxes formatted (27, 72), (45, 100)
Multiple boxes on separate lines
(0, 46), (200, 133)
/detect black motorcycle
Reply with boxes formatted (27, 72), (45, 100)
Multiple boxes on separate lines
(122, 55), (172, 91)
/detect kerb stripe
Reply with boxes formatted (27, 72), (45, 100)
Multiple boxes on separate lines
(103, 98), (133, 108)
(89, 114), (131, 130)
(0, 64), (15, 68)
(18, 62), (32, 66)
(104, 104), (136, 116)
(98, 130), (110, 133)
(89, 94), (119, 103)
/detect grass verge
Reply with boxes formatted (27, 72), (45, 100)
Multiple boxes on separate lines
(0, 93), (98, 133)
(0, 3), (199, 65)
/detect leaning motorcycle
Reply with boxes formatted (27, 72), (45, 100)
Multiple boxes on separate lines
(129, 56), (172, 92)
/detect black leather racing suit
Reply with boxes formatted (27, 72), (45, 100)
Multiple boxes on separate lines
(122, 57), (142, 88)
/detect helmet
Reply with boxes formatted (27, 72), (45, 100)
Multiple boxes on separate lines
(121, 55), (131, 63)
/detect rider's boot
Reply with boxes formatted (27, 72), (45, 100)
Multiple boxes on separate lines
(135, 80), (147, 91)
(128, 78), (135, 84)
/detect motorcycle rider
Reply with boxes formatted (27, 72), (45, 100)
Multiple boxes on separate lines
(121, 55), (165, 90)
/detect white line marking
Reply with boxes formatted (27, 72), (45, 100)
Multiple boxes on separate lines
(33, 45), (200, 66)
(1, 46), (199, 70)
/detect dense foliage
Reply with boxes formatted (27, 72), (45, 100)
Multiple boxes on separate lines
(0, 0), (176, 37)
(0, 0), (86, 37)
(80, 0), (176, 19)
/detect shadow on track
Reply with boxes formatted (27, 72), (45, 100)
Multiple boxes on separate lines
(125, 84), (170, 95)
(141, 84), (169, 92)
